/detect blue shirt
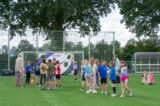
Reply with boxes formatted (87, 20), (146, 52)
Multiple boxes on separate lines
(25, 64), (32, 72)
(34, 63), (40, 71)
(98, 65), (107, 78)
(84, 65), (92, 73)
(110, 67), (116, 80)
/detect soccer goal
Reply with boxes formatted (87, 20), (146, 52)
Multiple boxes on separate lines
(19, 51), (84, 74)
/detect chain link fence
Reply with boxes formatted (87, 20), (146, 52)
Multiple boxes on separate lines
(0, 30), (115, 73)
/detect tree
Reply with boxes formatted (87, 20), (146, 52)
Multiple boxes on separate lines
(18, 40), (36, 51)
(0, 0), (116, 51)
(118, 0), (160, 37)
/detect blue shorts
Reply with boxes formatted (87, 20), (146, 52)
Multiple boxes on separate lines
(82, 72), (85, 81)
(46, 75), (56, 81)
(35, 71), (40, 76)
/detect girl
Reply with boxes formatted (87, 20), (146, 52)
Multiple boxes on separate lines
(110, 62), (117, 97)
(98, 61), (108, 95)
(142, 71), (148, 85)
(120, 61), (132, 97)
(148, 72), (155, 85)
(55, 60), (61, 88)
(81, 61), (85, 90)
(95, 59), (100, 88)
(90, 59), (97, 93)
(84, 60), (92, 94)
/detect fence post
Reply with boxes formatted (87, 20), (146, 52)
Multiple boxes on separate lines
(63, 31), (65, 52)
(8, 30), (10, 70)
(36, 30), (39, 58)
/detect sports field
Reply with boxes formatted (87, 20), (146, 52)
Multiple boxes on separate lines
(0, 75), (159, 106)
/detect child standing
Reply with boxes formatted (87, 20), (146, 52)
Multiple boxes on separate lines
(34, 60), (40, 85)
(55, 60), (61, 88)
(120, 61), (132, 97)
(98, 61), (108, 95)
(90, 59), (97, 93)
(40, 60), (48, 86)
(25, 61), (32, 85)
(142, 71), (148, 85)
(73, 61), (78, 80)
(110, 62), (117, 97)
(84, 60), (92, 94)
(81, 61), (85, 90)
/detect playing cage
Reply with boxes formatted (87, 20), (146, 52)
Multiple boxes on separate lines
(132, 52), (160, 73)
(0, 30), (115, 71)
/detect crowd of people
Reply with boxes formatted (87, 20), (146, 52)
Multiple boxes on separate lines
(80, 56), (132, 97)
(15, 55), (62, 90)
(14, 54), (157, 97)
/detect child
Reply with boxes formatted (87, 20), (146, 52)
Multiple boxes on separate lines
(120, 61), (132, 97)
(142, 71), (148, 85)
(40, 60), (48, 87)
(98, 61), (108, 95)
(73, 61), (78, 80)
(25, 61), (32, 85)
(90, 59), (98, 93)
(55, 60), (61, 88)
(110, 62), (117, 97)
(44, 59), (55, 90)
(34, 60), (40, 85)
(81, 61), (85, 90)
(95, 59), (100, 88)
(148, 72), (155, 85)
(84, 60), (92, 93)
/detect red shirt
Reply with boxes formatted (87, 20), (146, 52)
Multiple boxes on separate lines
(56, 64), (61, 75)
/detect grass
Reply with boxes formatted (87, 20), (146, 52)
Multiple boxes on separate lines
(0, 75), (159, 106)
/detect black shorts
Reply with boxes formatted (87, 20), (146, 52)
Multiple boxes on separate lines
(56, 75), (61, 80)
(101, 78), (107, 84)
(82, 72), (85, 81)
(111, 80), (116, 84)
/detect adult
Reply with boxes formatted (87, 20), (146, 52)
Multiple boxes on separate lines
(15, 55), (24, 87)
(115, 55), (121, 73)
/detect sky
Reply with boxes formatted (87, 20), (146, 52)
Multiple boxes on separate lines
(0, 6), (135, 51)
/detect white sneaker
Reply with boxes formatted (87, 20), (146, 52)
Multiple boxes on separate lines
(104, 92), (108, 95)
(86, 90), (90, 94)
(111, 94), (117, 97)
(92, 90), (98, 94)
(120, 95), (124, 98)
(129, 91), (133, 96)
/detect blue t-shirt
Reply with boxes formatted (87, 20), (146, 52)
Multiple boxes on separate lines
(110, 67), (116, 80)
(34, 63), (40, 71)
(98, 65), (107, 78)
(84, 65), (92, 73)
(25, 64), (32, 72)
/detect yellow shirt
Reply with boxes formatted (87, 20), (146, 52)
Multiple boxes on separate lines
(40, 63), (48, 74)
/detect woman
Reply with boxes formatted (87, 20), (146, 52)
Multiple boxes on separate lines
(15, 55), (24, 87)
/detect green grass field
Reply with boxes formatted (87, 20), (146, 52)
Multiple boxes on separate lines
(0, 75), (159, 106)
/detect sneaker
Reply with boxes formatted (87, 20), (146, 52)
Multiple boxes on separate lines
(129, 91), (132, 96)
(86, 90), (90, 94)
(92, 90), (98, 94)
(111, 94), (117, 97)
(104, 92), (108, 95)
(120, 95), (124, 98)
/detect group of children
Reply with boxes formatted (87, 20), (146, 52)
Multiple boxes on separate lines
(142, 71), (155, 85)
(24, 58), (61, 90)
(81, 58), (132, 97)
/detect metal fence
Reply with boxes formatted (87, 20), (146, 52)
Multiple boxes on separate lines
(0, 30), (115, 71)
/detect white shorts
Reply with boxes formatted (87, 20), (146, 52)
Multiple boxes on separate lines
(85, 73), (91, 79)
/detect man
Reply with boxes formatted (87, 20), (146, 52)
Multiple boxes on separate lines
(15, 55), (24, 87)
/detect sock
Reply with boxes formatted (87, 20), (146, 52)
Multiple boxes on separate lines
(113, 87), (116, 94)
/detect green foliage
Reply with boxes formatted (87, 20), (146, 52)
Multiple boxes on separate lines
(18, 40), (36, 51)
(118, 0), (160, 37)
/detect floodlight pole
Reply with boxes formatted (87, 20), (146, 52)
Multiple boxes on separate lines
(113, 32), (115, 60)
(36, 30), (39, 59)
(63, 32), (65, 52)
(8, 30), (10, 70)
(88, 32), (91, 60)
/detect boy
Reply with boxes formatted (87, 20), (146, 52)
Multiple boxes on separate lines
(44, 59), (55, 90)
(110, 62), (117, 97)
(25, 61), (32, 85)
(40, 60), (48, 87)
(55, 60), (61, 88)
(73, 61), (78, 80)
(34, 60), (40, 85)
(98, 61), (108, 95)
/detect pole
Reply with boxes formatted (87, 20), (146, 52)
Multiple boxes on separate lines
(88, 32), (91, 60)
(63, 31), (65, 52)
(8, 30), (10, 70)
(113, 32), (115, 60)
(36, 30), (39, 59)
